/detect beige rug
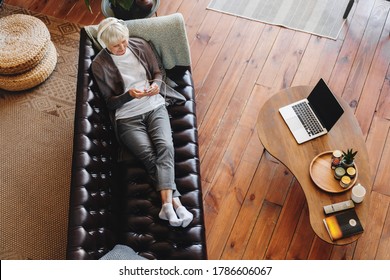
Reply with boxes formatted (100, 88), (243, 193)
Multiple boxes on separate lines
(207, 0), (350, 40)
(0, 104), (73, 260)
(0, 4), (80, 259)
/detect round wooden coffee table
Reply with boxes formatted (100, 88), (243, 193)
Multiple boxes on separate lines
(256, 85), (372, 245)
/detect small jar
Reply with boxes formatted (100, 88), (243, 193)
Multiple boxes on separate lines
(346, 166), (356, 178)
(334, 166), (346, 180)
(331, 157), (341, 169)
(331, 150), (343, 169)
(332, 150), (343, 159)
(340, 175), (351, 188)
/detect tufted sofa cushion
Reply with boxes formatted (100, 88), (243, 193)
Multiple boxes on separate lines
(66, 28), (207, 260)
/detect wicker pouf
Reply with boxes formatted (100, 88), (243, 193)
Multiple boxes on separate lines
(0, 41), (57, 91)
(0, 14), (51, 75)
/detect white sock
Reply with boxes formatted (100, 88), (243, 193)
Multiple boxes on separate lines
(159, 203), (182, 227)
(175, 206), (193, 228)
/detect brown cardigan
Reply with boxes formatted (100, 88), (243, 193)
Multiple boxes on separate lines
(91, 37), (163, 111)
(91, 37), (164, 162)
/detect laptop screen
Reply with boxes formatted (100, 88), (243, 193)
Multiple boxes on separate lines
(307, 79), (344, 131)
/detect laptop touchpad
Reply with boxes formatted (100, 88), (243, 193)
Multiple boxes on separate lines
(286, 117), (303, 131)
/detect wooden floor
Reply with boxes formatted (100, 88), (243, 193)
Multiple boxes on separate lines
(5, 0), (390, 260)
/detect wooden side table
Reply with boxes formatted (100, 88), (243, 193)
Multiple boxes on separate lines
(256, 86), (372, 244)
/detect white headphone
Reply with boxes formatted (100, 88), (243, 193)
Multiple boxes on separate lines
(96, 18), (125, 48)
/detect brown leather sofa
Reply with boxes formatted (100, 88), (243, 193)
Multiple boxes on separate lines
(66, 26), (207, 260)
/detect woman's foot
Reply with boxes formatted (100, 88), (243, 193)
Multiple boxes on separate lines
(175, 206), (193, 228)
(159, 203), (182, 227)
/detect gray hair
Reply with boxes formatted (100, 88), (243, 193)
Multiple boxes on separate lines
(97, 17), (129, 48)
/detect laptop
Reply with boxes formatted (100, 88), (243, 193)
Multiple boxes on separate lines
(279, 78), (344, 144)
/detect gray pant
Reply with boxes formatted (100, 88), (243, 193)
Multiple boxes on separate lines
(117, 105), (180, 197)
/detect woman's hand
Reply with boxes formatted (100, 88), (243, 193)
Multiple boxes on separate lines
(128, 83), (159, 99)
(128, 88), (145, 99)
(144, 82), (159, 96)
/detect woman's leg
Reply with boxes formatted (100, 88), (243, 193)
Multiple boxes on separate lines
(117, 107), (184, 226)
(147, 106), (191, 226)
(117, 115), (158, 177)
(158, 193), (193, 228)
(147, 106), (193, 227)
(173, 197), (194, 228)
(146, 106), (176, 191)
(158, 189), (182, 227)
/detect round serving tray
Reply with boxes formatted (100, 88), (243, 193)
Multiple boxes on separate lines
(309, 151), (358, 193)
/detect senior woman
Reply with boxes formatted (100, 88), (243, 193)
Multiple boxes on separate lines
(91, 17), (193, 227)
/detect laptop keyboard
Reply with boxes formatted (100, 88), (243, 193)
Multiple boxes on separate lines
(292, 102), (324, 136)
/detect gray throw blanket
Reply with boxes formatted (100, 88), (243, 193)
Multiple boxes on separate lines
(84, 13), (191, 70)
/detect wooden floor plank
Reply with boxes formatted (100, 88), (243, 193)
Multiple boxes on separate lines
(292, 34), (344, 88)
(243, 200), (281, 260)
(206, 133), (264, 259)
(307, 237), (333, 260)
(256, 28), (295, 88)
(189, 10), (222, 69)
(38, 0), (73, 18)
(376, 70), (390, 120)
(264, 163), (293, 206)
(199, 21), (264, 182)
(375, 200), (390, 259)
(309, 38), (344, 87)
(353, 191), (390, 259)
(292, 36), (329, 86)
(192, 14), (235, 108)
(157, 0), (182, 15)
(344, 1), (390, 135)
(365, 115), (390, 184)
(373, 130), (390, 196)
(196, 17), (251, 128)
(24, 0), (47, 13)
(204, 85), (272, 239)
(69, 0), (103, 25)
(218, 135), (267, 260)
(329, 0), (376, 97)
(286, 204), (315, 260)
(270, 31), (311, 90)
(355, 15), (390, 135)
(265, 180), (306, 259)
(330, 242), (356, 260)
(342, 1), (389, 97)
(200, 25), (280, 184)
(183, 0), (212, 45)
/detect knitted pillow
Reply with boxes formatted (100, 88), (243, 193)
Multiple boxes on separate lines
(99, 244), (147, 260)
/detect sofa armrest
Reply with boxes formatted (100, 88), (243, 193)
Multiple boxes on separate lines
(66, 29), (119, 259)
